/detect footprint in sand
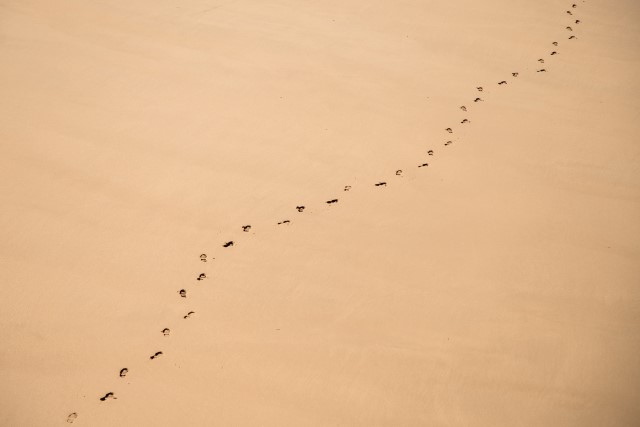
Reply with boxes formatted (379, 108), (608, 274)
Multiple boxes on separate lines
(150, 351), (163, 360)
(566, 10), (573, 15)
(344, 185), (351, 191)
(428, 150), (434, 156)
(498, 81), (507, 85)
(572, 3), (577, 8)
(99, 392), (116, 402)
(512, 72), (519, 77)
(375, 182), (387, 187)
(179, 289), (187, 298)
(569, 35), (576, 40)
(461, 119), (470, 124)
(474, 97), (483, 102)
(395, 170), (403, 176)
(566, 26), (573, 31)
(242, 225), (251, 232)
(538, 58), (545, 63)
(197, 273), (206, 281)
(460, 105), (467, 111)
(551, 51), (558, 55)
(326, 199), (338, 204)
(418, 163), (429, 168)
(553, 41), (558, 46)
(296, 206), (305, 212)
(537, 68), (547, 73)
(444, 140), (453, 146)
(223, 241), (234, 248)
(162, 328), (170, 336)
(66, 413), (78, 423)
(575, 19), (581, 24)
(184, 311), (195, 319)
(119, 368), (128, 378)
(477, 86), (484, 92)
(445, 128), (453, 133)
(277, 219), (291, 225)
(200, 254), (207, 262)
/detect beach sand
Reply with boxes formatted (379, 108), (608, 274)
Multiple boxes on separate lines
(1, 0), (639, 425)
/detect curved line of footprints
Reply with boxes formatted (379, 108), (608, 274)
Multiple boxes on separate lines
(66, 3), (584, 422)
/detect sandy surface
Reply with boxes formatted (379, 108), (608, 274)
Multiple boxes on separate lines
(1, 0), (639, 425)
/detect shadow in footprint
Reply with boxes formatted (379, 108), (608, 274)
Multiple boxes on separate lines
(474, 97), (483, 102)
(277, 220), (290, 225)
(162, 328), (170, 336)
(512, 72), (519, 77)
(498, 81), (507, 85)
(344, 185), (351, 191)
(444, 141), (453, 146)
(184, 311), (195, 319)
(200, 254), (207, 262)
(242, 225), (251, 232)
(223, 241), (234, 248)
(460, 105), (467, 111)
(418, 163), (429, 168)
(538, 58), (545, 63)
(537, 69), (547, 73)
(461, 119), (470, 124)
(150, 351), (163, 360)
(326, 199), (338, 204)
(67, 413), (78, 423)
(566, 26), (573, 31)
(119, 368), (128, 378)
(395, 170), (403, 176)
(445, 128), (453, 133)
(99, 392), (116, 402)
(428, 150), (434, 156)
(179, 289), (187, 298)
(553, 41), (558, 46)
(296, 206), (305, 212)
(197, 273), (206, 281)
(375, 182), (387, 187)
(477, 86), (483, 92)
(569, 35), (576, 40)
(551, 51), (558, 55)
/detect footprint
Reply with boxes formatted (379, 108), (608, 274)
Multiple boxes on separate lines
(66, 413), (78, 423)
(200, 254), (207, 262)
(537, 68), (547, 72)
(538, 58), (545, 63)
(119, 368), (128, 378)
(575, 19), (581, 24)
(445, 128), (453, 133)
(242, 225), (251, 232)
(550, 51), (558, 55)
(344, 185), (351, 191)
(566, 10), (573, 15)
(418, 163), (429, 168)
(569, 35), (576, 40)
(179, 289), (187, 298)
(326, 199), (338, 204)
(277, 220), (291, 225)
(395, 170), (403, 176)
(474, 97), (483, 102)
(150, 351), (163, 360)
(162, 328), (170, 336)
(566, 26), (573, 31)
(375, 182), (387, 187)
(512, 72), (519, 77)
(223, 241), (234, 248)
(296, 206), (305, 212)
(460, 105), (467, 111)
(444, 140), (453, 146)
(476, 86), (483, 92)
(427, 150), (434, 156)
(498, 81), (507, 85)
(183, 311), (195, 319)
(99, 392), (116, 402)
(197, 273), (206, 281)
(572, 3), (577, 7)
(553, 41), (558, 46)
(461, 119), (470, 124)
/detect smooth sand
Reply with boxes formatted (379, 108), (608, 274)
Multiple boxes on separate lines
(1, 0), (639, 425)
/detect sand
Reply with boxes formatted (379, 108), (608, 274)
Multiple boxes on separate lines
(1, 0), (639, 425)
